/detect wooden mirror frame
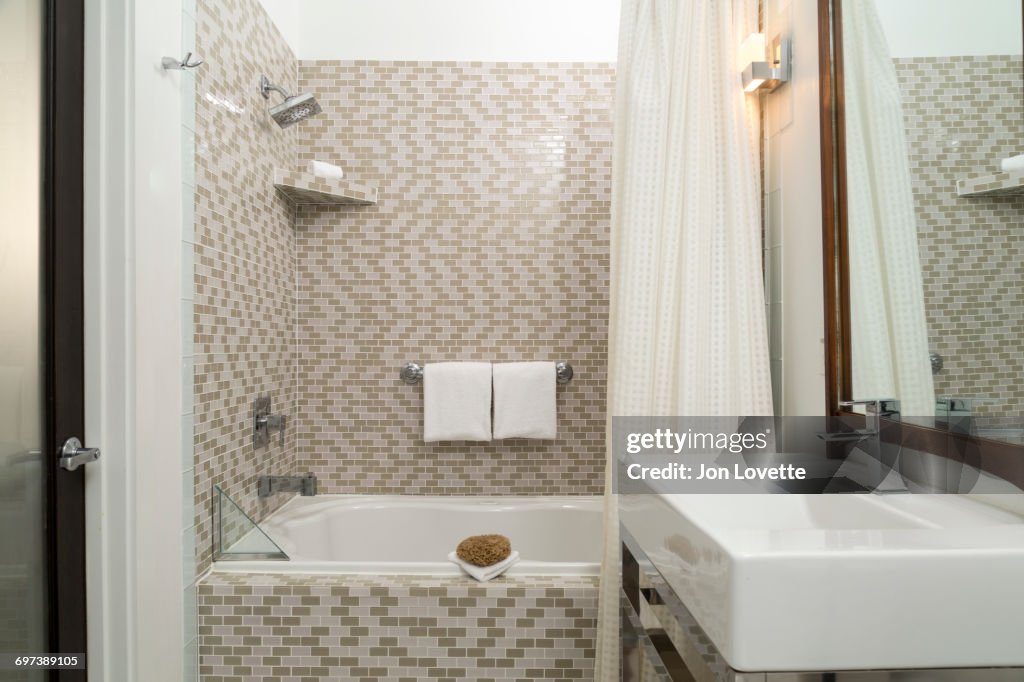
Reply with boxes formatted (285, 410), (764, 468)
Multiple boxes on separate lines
(817, 0), (1024, 488)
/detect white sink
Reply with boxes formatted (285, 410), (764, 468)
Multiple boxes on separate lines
(620, 493), (1024, 672)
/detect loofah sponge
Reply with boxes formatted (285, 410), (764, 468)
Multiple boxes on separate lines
(456, 534), (512, 567)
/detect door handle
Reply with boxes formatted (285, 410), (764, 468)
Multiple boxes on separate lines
(59, 437), (100, 471)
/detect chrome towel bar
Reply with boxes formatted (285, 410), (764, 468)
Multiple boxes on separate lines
(400, 361), (574, 385)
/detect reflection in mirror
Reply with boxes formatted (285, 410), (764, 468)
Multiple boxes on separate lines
(842, 0), (1023, 442)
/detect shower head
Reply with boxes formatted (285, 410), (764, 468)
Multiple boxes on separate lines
(259, 74), (323, 128)
(269, 93), (322, 128)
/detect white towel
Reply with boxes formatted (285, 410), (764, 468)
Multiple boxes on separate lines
(423, 362), (492, 442)
(448, 551), (520, 582)
(492, 361), (557, 439)
(1000, 154), (1024, 173)
(309, 160), (344, 179)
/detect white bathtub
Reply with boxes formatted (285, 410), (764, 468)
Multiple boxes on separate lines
(214, 495), (604, 576)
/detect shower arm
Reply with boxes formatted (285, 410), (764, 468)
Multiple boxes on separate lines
(259, 74), (292, 101)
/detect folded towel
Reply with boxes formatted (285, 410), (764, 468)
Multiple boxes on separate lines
(309, 159), (345, 179)
(423, 362), (492, 442)
(1001, 154), (1024, 173)
(448, 550), (520, 582)
(492, 361), (557, 439)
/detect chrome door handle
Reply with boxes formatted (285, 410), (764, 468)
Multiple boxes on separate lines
(59, 437), (100, 471)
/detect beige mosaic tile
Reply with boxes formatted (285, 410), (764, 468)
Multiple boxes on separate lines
(191, 12), (609, 682)
(957, 170), (1024, 197)
(892, 55), (1024, 417)
(293, 61), (613, 495)
(193, 1), (614, 575)
(193, 0), (300, 575)
(198, 572), (598, 682)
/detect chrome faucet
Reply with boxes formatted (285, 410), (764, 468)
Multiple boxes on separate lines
(258, 473), (317, 498)
(819, 399), (905, 493)
(839, 398), (900, 437)
(817, 398), (899, 442)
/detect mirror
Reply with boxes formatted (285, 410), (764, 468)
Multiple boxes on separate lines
(834, 0), (1023, 444)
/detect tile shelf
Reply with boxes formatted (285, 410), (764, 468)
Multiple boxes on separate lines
(273, 169), (377, 206)
(955, 170), (1024, 198)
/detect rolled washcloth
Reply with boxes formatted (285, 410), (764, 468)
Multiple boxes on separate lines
(1000, 154), (1024, 173)
(492, 361), (557, 439)
(309, 159), (345, 179)
(449, 534), (519, 581)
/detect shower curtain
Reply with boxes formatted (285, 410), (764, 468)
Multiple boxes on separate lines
(596, 0), (770, 677)
(842, 0), (935, 418)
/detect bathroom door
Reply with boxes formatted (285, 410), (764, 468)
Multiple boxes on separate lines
(0, 0), (88, 678)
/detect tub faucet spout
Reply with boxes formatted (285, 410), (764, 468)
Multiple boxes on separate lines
(258, 473), (317, 498)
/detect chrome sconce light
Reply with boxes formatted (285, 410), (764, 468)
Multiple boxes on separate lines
(741, 33), (790, 93)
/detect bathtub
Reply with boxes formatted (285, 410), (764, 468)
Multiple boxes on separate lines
(214, 495), (604, 576)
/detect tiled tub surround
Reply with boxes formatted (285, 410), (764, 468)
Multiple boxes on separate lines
(198, 573), (598, 682)
(193, 52), (614, 571)
(893, 55), (1024, 415)
(293, 62), (614, 495)
(193, 0), (301, 574)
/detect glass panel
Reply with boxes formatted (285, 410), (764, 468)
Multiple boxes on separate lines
(0, 0), (47, 676)
(213, 486), (288, 561)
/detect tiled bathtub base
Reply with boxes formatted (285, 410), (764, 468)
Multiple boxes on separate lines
(198, 573), (598, 681)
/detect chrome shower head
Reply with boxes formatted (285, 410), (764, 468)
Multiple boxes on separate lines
(269, 93), (322, 128)
(259, 74), (322, 128)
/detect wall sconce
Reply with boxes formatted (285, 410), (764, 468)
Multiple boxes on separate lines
(741, 33), (790, 93)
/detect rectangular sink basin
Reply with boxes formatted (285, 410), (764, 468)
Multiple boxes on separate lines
(620, 493), (1024, 672)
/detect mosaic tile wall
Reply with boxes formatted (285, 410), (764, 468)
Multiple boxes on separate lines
(198, 572), (598, 681)
(193, 0), (300, 574)
(193, 40), (612, 563)
(293, 62), (614, 494)
(893, 55), (1024, 415)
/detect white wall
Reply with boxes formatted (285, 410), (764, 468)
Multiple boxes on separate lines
(875, 0), (1022, 57)
(85, 0), (186, 678)
(179, 3), (200, 678)
(256, 0), (300, 53)
(257, 0), (1023, 63)
(764, 0), (828, 417)
(259, 0), (621, 61)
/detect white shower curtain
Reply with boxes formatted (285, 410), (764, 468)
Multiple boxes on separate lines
(842, 0), (935, 418)
(596, 0), (770, 677)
